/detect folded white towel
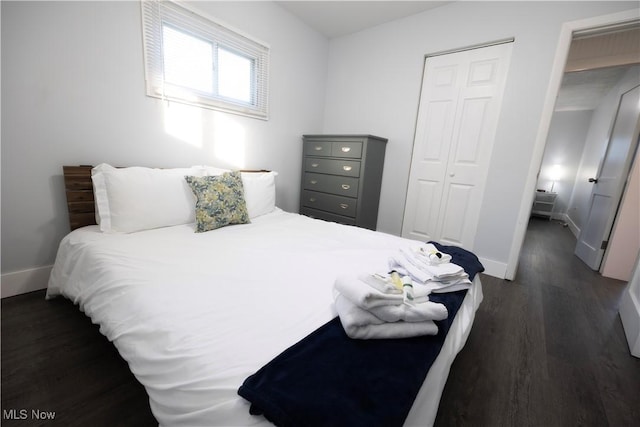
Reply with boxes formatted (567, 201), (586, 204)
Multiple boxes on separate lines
(334, 293), (439, 339)
(384, 263), (472, 294)
(427, 276), (472, 293)
(393, 250), (465, 280)
(402, 271), (471, 293)
(369, 298), (448, 323)
(334, 274), (431, 310)
(430, 283), (472, 293)
(415, 243), (452, 265)
(405, 248), (463, 278)
(389, 253), (432, 283)
(360, 273), (402, 295)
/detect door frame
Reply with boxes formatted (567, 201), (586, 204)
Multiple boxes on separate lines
(505, 9), (640, 281)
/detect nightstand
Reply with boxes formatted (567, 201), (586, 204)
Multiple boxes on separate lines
(532, 191), (557, 219)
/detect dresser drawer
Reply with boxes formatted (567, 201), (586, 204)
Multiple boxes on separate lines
(300, 207), (356, 226)
(304, 158), (361, 177)
(331, 141), (362, 158)
(303, 173), (359, 197)
(303, 141), (332, 157)
(533, 202), (554, 213)
(301, 190), (357, 217)
(304, 140), (363, 159)
(535, 192), (557, 203)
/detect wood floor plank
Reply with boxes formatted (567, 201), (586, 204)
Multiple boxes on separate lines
(594, 315), (640, 426)
(547, 355), (610, 427)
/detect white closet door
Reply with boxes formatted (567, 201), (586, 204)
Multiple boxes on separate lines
(402, 42), (512, 248)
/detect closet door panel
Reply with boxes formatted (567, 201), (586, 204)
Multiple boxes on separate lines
(438, 182), (473, 246)
(401, 60), (459, 241)
(406, 179), (442, 240)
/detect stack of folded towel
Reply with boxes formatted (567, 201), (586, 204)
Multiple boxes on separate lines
(389, 243), (472, 293)
(333, 242), (481, 340)
(333, 273), (449, 340)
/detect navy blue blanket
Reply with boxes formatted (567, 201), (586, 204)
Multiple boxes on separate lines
(238, 245), (483, 427)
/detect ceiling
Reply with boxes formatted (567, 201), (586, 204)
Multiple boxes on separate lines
(556, 27), (639, 111)
(276, 1), (451, 39)
(555, 66), (634, 112)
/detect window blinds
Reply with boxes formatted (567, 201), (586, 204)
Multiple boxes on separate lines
(141, 0), (270, 119)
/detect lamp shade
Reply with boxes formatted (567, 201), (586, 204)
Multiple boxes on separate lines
(549, 164), (563, 182)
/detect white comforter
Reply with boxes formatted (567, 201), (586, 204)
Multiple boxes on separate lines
(47, 209), (481, 426)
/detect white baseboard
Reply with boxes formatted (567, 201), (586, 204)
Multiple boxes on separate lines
(564, 214), (580, 238)
(1, 266), (52, 298)
(478, 257), (507, 280)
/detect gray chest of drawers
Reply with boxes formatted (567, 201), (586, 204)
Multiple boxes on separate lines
(299, 134), (387, 230)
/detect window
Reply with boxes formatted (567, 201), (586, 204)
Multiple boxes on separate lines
(141, 0), (269, 119)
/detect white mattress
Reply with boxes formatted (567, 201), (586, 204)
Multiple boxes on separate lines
(47, 209), (482, 427)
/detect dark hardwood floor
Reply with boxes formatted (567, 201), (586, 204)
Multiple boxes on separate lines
(2, 218), (638, 426)
(435, 218), (640, 426)
(1, 292), (156, 426)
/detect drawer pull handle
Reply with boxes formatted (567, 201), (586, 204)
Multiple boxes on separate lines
(311, 163), (319, 168)
(341, 147), (351, 153)
(339, 203), (349, 209)
(309, 198), (316, 202)
(310, 180), (318, 185)
(341, 184), (350, 190)
(343, 166), (352, 171)
(314, 146), (323, 151)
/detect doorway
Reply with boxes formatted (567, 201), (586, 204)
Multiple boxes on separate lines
(534, 30), (640, 276)
(534, 64), (639, 269)
(506, 10), (640, 280)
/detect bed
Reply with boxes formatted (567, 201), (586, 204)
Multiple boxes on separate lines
(47, 164), (484, 427)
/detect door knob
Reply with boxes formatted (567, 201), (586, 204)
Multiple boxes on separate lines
(588, 178), (598, 183)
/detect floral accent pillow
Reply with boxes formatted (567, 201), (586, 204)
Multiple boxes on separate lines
(185, 171), (250, 232)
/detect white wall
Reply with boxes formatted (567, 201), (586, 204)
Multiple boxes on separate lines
(322, 1), (637, 276)
(1, 1), (329, 292)
(537, 110), (593, 221)
(567, 65), (640, 232)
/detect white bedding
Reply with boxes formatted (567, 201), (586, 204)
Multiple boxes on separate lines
(47, 209), (482, 427)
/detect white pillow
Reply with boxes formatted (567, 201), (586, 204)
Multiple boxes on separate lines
(240, 171), (277, 219)
(91, 164), (204, 233)
(193, 165), (230, 176)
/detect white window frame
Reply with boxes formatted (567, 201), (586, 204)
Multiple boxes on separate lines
(141, 0), (269, 120)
